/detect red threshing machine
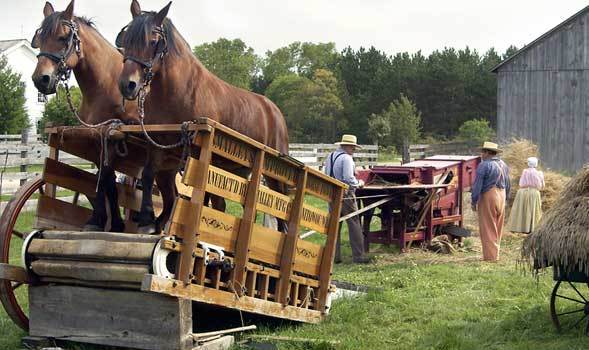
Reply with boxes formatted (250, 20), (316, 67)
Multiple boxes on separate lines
(354, 155), (480, 252)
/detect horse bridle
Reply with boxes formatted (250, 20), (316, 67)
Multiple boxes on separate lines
(34, 20), (81, 82)
(116, 24), (168, 87)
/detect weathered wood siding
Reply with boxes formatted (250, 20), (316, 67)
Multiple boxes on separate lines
(497, 9), (589, 172)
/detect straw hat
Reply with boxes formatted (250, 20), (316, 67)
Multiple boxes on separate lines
(335, 134), (362, 149)
(480, 141), (502, 153)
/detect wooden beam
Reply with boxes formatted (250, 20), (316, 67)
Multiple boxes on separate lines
(27, 239), (155, 262)
(0, 263), (30, 283)
(142, 274), (323, 324)
(232, 150), (264, 294)
(277, 170), (307, 305)
(30, 259), (149, 283)
(41, 230), (160, 243)
(317, 186), (345, 313)
(176, 129), (214, 283)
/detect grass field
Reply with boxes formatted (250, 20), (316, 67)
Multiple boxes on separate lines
(0, 203), (586, 349)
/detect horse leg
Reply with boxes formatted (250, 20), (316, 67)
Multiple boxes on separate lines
(102, 166), (125, 232)
(83, 163), (109, 231)
(136, 158), (157, 234)
(154, 169), (177, 233)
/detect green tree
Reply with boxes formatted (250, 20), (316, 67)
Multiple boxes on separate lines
(262, 42), (339, 83)
(265, 74), (313, 141)
(193, 38), (259, 90)
(457, 118), (495, 144)
(265, 69), (344, 142)
(368, 94), (421, 151)
(0, 56), (28, 134)
(39, 86), (81, 131)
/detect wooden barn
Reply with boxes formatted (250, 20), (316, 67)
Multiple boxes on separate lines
(493, 5), (589, 172)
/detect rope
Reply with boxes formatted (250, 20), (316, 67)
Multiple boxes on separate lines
(226, 280), (246, 328)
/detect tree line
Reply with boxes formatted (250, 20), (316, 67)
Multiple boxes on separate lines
(1, 39), (518, 150)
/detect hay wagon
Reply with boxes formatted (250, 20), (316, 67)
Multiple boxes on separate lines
(0, 118), (347, 349)
(548, 267), (589, 335)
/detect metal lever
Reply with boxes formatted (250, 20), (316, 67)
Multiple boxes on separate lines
(200, 242), (225, 265)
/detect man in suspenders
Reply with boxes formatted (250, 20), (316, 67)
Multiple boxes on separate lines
(471, 142), (511, 261)
(324, 134), (370, 264)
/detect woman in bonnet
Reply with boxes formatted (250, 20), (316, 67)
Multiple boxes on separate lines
(508, 157), (544, 233)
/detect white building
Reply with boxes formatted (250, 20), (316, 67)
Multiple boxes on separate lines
(0, 39), (46, 134)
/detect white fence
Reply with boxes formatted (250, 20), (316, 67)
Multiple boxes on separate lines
(0, 134), (378, 198)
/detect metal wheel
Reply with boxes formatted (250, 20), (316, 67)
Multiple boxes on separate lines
(0, 175), (45, 331)
(550, 279), (589, 334)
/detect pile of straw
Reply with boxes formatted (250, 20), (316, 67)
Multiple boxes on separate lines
(501, 139), (569, 212)
(521, 167), (589, 274)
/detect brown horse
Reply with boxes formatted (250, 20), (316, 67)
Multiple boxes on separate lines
(30, 0), (177, 232)
(116, 0), (290, 231)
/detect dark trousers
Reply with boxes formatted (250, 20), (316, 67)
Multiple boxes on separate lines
(335, 190), (365, 261)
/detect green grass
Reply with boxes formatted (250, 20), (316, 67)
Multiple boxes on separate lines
(0, 189), (76, 202)
(0, 206), (584, 349)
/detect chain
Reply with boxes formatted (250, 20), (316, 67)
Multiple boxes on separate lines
(137, 85), (193, 151)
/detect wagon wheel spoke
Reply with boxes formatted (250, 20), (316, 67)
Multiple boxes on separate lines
(11, 282), (23, 290)
(568, 314), (589, 331)
(557, 308), (586, 317)
(556, 294), (586, 305)
(12, 230), (24, 239)
(568, 281), (587, 303)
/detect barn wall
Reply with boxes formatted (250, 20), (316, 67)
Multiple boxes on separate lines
(497, 10), (589, 172)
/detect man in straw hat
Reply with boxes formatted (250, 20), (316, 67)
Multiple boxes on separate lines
(471, 141), (511, 261)
(324, 134), (371, 264)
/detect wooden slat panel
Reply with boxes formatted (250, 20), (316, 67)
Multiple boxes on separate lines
(160, 241), (320, 288)
(142, 274), (323, 324)
(210, 132), (255, 168)
(36, 196), (92, 231)
(233, 151), (265, 292)
(277, 171), (307, 304)
(184, 164), (293, 221)
(263, 154), (297, 186)
(305, 173), (334, 201)
(317, 186), (345, 312)
(177, 130), (214, 283)
(168, 201), (322, 276)
(43, 158), (161, 213)
(300, 205), (329, 234)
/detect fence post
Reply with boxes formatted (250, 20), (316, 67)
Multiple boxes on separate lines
(20, 128), (29, 186)
(402, 140), (410, 164)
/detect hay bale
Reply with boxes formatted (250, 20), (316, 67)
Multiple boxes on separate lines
(522, 168), (589, 275)
(501, 139), (569, 212)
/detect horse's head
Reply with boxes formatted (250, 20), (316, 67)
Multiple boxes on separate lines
(117, 0), (172, 100)
(31, 1), (82, 95)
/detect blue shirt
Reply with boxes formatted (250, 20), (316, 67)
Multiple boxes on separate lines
(324, 148), (361, 188)
(471, 157), (510, 205)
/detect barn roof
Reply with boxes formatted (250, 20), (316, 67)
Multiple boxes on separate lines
(491, 5), (589, 72)
(0, 39), (27, 53)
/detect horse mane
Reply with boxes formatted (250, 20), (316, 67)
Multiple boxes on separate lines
(121, 12), (189, 56)
(38, 12), (96, 41)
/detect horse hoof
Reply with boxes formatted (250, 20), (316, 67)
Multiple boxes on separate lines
(110, 222), (126, 233)
(83, 224), (103, 232)
(137, 224), (157, 235)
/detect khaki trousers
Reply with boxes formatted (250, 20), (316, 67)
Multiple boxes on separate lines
(478, 187), (506, 261)
(335, 191), (365, 261)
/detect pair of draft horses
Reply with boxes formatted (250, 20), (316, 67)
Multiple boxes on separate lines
(31, 0), (289, 234)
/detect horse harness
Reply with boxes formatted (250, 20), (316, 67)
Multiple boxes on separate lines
(32, 20), (81, 85)
(115, 20), (193, 151)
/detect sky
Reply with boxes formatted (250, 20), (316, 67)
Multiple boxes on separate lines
(2, 0), (589, 57)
